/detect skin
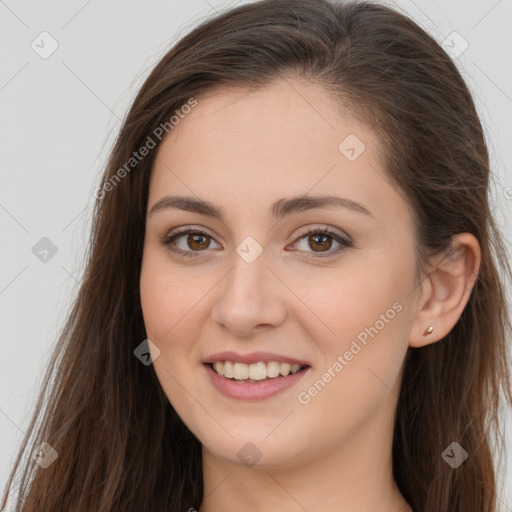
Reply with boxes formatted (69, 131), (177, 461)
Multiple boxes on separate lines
(139, 78), (481, 512)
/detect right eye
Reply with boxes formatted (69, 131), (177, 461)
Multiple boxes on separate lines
(162, 228), (222, 258)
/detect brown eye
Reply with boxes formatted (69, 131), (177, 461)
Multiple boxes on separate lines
(290, 227), (352, 258)
(307, 233), (333, 252)
(163, 226), (351, 259)
(186, 233), (210, 250)
(163, 228), (221, 257)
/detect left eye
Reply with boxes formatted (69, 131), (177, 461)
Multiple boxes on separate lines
(162, 227), (351, 258)
(291, 229), (351, 256)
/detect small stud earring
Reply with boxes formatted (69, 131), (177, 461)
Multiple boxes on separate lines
(423, 326), (434, 336)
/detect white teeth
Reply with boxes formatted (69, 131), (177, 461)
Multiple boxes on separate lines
(211, 360), (305, 380)
(290, 364), (302, 374)
(248, 362), (267, 380)
(233, 362), (249, 380)
(279, 362), (291, 376)
(223, 361), (234, 378)
(266, 361), (280, 378)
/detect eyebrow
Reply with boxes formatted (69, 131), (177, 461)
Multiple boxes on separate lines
(148, 194), (373, 220)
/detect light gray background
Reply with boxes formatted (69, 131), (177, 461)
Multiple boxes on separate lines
(1, 0), (511, 509)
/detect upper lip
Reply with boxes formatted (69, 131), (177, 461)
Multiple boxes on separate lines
(204, 351), (310, 366)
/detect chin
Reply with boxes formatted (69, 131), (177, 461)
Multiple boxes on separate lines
(197, 422), (309, 469)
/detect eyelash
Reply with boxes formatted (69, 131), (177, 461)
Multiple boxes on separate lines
(161, 226), (352, 259)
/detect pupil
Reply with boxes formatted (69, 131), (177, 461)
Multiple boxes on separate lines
(310, 234), (330, 252)
(190, 234), (208, 249)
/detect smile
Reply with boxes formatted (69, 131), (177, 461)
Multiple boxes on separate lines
(211, 361), (306, 382)
(204, 362), (310, 400)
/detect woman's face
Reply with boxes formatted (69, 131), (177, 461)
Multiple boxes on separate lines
(140, 79), (420, 468)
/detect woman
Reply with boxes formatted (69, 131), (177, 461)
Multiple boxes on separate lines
(2, 0), (511, 511)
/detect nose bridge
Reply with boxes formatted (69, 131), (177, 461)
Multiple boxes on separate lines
(211, 237), (287, 334)
(224, 230), (270, 296)
(223, 242), (271, 308)
(236, 238), (268, 283)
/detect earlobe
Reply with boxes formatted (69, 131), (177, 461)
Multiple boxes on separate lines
(409, 233), (481, 348)
(422, 325), (434, 336)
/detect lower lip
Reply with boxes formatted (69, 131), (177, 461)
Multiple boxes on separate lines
(204, 363), (310, 400)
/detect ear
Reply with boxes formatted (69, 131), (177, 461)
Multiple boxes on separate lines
(409, 233), (481, 348)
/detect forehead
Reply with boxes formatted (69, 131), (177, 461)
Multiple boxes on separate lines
(148, 79), (407, 228)
(156, 79), (379, 168)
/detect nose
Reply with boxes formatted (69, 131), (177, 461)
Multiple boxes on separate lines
(210, 247), (288, 337)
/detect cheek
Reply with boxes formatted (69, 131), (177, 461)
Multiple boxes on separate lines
(295, 285), (409, 443)
(288, 262), (407, 346)
(140, 250), (204, 345)
(139, 252), (204, 409)
(291, 248), (414, 393)
(140, 260), (172, 342)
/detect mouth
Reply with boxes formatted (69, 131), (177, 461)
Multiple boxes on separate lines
(206, 361), (310, 382)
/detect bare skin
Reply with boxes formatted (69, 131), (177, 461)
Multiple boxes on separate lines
(139, 78), (480, 512)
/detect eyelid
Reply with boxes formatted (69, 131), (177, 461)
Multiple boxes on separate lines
(166, 224), (218, 240)
(292, 224), (351, 243)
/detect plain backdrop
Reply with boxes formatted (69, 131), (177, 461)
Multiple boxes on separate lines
(1, 0), (511, 509)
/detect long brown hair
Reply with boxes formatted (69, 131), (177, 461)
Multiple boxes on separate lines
(3, 1), (511, 510)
